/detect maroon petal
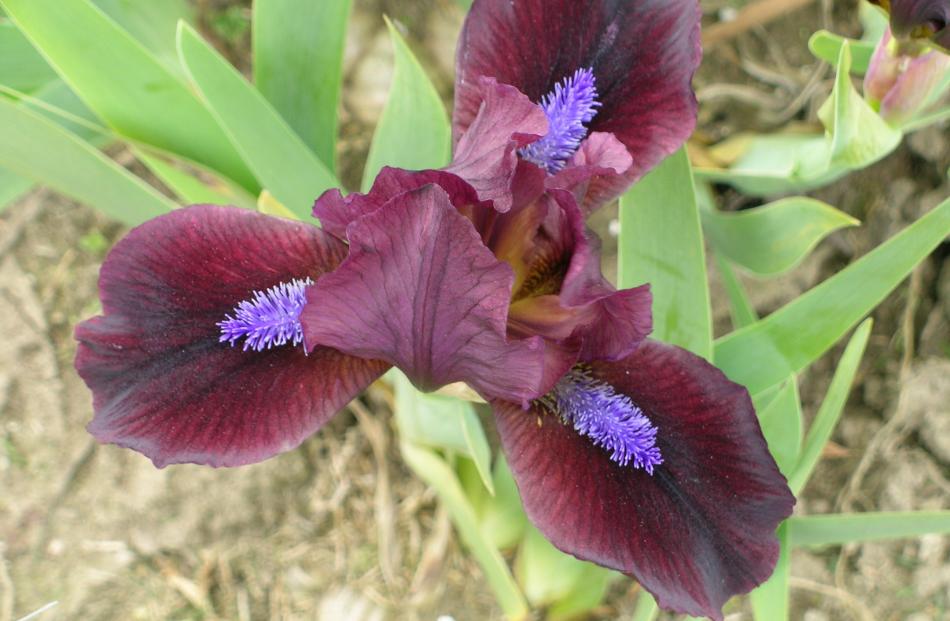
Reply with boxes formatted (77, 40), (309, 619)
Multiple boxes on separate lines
(494, 341), (794, 620)
(446, 78), (548, 212)
(455, 0), (701, 199)
(937, 24), (950, 48)
(547, 131), (633, 214)
(75, 205), (389, 467)
(883, 0), (950, 40)
(507, 189), (652, 361)
(313, 167), (486, 239)
(302, 184), (551, 403)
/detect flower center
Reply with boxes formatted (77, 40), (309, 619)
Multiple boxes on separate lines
(519, 67), (601, 174)
(546, 367), (662, 473)
(218, 278), (313, 352)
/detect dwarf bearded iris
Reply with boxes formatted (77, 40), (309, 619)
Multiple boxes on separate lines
(74, 1), (794, 619)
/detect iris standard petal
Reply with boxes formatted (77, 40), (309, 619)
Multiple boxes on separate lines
(75, 205), (389, 467)
(548, 131), (634, 215)
(494, 340), (795, 620)
(454, 0), (701, 205)
(445, 78), (548, 212)
(302, 184), (553, 404)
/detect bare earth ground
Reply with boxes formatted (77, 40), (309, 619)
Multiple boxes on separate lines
(1, 1), (948, 620)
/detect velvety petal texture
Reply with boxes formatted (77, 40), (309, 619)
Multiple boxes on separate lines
(313, 167), (488, 240)
(302, 184), (552, 404)
(505, 190), (652, 361)
(455, 0), (702, 203)
(880, 0), (950, 40)
(75, 206), (389, 467)
(548, 131), (634, 214)
(494, 341), (795, 620)
(445, 78), (548, 212)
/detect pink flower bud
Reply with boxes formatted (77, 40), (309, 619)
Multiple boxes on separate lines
(864, 27), (950, 125)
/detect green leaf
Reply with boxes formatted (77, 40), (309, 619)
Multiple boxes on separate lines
(176, 21), (338, 221)
(702, 198), (859, 276)
(18, 79), (104, 142)
(696, 43), (900, 197)
(716, 255), (759, 330)
(0, 96), (176, 224)
(714, 196), (950, 395)
(458, 407), (494, 495)
(630, 592), (659, 621)
(547, 565), (615, 621)
(7, 79), (248, 212)
(0, 21), (57, 92)
(92, 0), (195, 77)
(619, 147), (711, 359)
(788, 511), (950, 548)
(476, 456), (528, 550)
(253, 0), (350, 172)
(257, 189), (299, 220)
(695, 133), (845, 196)
(0, 166), (33, 213)
(751, 382), (783, 413)
(0, 0), (256, 189)
(787, 319), (872, 494)
(859, 0), (889, 43)
(750, 523), (790, 621)
(516, 525), (588, 607)
(393, 373), (493, 494)
(755, 377), (802, 477)
(137, 150), (255, 209)
(399, 441), (528, 620)
(819, 42), (901, 170)
(903, 106), (950, 133)
(515, 523), (616, 619)
(362, 18), (450, 191)
(808, 30), (875, 75)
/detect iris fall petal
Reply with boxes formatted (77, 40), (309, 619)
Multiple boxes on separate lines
(445, 78), (548, 212)
(75, 205), (389, 467)
(494, 340), (795, 620)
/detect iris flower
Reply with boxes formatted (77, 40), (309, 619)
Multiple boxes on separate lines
(75, 1), (793, 619)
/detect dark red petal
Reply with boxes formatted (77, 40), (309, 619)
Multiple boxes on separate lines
(74, 205), (389, 467)
(302, 184), (551, 403)
(885, 0), (950, 38)
(494, 341), (794, 620)
(313, 167), (486, 239)
(937, 24), (950, 48)
(507, 190), (652, 361)
(446, 78), (548, 212)
(547, 131), (633, 214)
(455, 0), (701, 199)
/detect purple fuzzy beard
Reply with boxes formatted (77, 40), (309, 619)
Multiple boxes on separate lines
(218, 278), (313, 352)
(550, 367), (663, 473)
(519, 67), (601, 174)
